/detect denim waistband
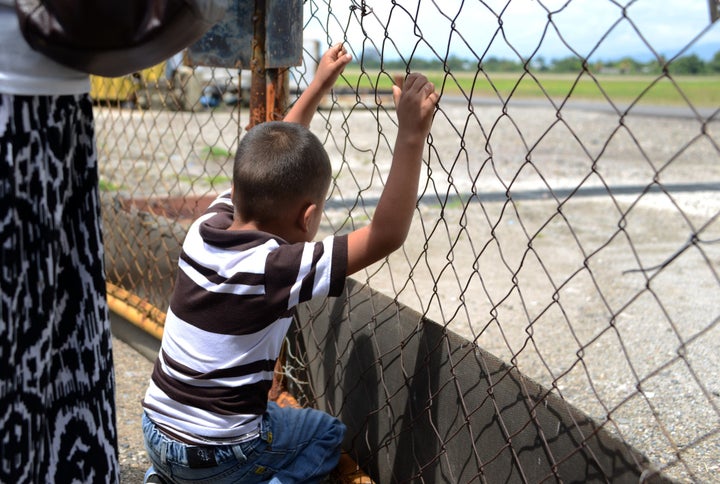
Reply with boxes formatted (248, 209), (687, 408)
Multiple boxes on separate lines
(142, 412), (266, 469)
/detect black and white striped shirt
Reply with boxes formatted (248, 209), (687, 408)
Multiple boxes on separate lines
(143, 191), (347, 444)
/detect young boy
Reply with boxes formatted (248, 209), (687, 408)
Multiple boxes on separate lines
(142, 43), (439, 483)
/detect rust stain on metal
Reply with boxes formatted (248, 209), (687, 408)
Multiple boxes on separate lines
(266, 68), (289, 121)
(247, 0), (267, 130)
(266, 70), (276, 121)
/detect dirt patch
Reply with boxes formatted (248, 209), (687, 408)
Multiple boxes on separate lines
(118, 195), (215, 221)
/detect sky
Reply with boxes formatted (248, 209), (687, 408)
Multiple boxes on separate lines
(303, 0), (720, 62)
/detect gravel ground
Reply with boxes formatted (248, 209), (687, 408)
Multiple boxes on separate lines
(101, 97), (720, 482)
(113, 336), (154, 483)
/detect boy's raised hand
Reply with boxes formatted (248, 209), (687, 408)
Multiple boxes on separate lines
(284, 43), (352, 126)
(392, 73), (439, 142)
(314, 43), (352, 93)
(344, 72), (438, 276)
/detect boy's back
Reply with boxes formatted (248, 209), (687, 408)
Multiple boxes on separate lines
(144, 190), (348, 443)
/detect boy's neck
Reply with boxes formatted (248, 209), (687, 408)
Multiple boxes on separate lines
(228, 219), (257, 232)
(228, 218), (298, 243)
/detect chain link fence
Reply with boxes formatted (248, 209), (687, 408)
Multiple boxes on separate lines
(97, 1), (719, 481)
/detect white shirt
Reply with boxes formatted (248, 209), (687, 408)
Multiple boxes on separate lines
(143, 191), (348, 444)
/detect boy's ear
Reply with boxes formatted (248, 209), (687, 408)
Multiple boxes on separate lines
(298, 202), (318, 232)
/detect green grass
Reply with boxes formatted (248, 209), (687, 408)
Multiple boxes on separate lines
(340, 69), (720, 107)
(99, 179), (122, 192)
(200, 145), (234, 159)
(179, 174), (232, 188)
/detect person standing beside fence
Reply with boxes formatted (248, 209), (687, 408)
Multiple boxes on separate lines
(140, 43), (439, 483)
(0, 2), (120, 482)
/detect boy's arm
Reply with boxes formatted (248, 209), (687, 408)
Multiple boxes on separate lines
(346, 73), (439, 276)
(283, 43), (351, 127)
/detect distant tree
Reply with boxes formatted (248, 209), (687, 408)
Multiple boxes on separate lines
(368, 50), (719, 76)
(709, 50), (720, 73)
(382, 59), (407, 71)
(590, 60), (604, 74)
(550, 56), (584, 73)
(444, 55), (471, 71)
(616, 56), (642, 74)
(530, 55), (549, 72)
(643, 54), (668, 75)
(669, 54), (706, 75)
(407, 57), (434, 70)
(480, 56), (523, 72)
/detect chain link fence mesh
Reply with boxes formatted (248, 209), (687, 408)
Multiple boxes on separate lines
(96, 1), (719, 481)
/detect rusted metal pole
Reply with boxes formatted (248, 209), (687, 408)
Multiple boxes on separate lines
(248, 0), (267, 130)
(248, 0), (290, 129)
(266, 68), (289, 121)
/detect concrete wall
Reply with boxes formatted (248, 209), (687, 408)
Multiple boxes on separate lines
(296, 278), (672, 483)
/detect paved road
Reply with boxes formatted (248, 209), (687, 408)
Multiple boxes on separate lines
(441, 95), (719, 120)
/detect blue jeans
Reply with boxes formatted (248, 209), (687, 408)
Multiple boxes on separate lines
(142, 402), (345, 483)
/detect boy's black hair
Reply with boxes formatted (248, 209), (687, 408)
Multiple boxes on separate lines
(232, 121), (332, 224)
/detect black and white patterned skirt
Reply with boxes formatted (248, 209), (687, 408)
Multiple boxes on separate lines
(0, 93), (119, 483)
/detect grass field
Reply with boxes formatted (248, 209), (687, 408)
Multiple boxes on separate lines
(340, 69), (720, 107)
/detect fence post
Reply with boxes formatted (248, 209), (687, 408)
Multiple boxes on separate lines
(248, 0), (267, 129)
(266, 68), (289, 122)
(248, 0), (290, 129)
